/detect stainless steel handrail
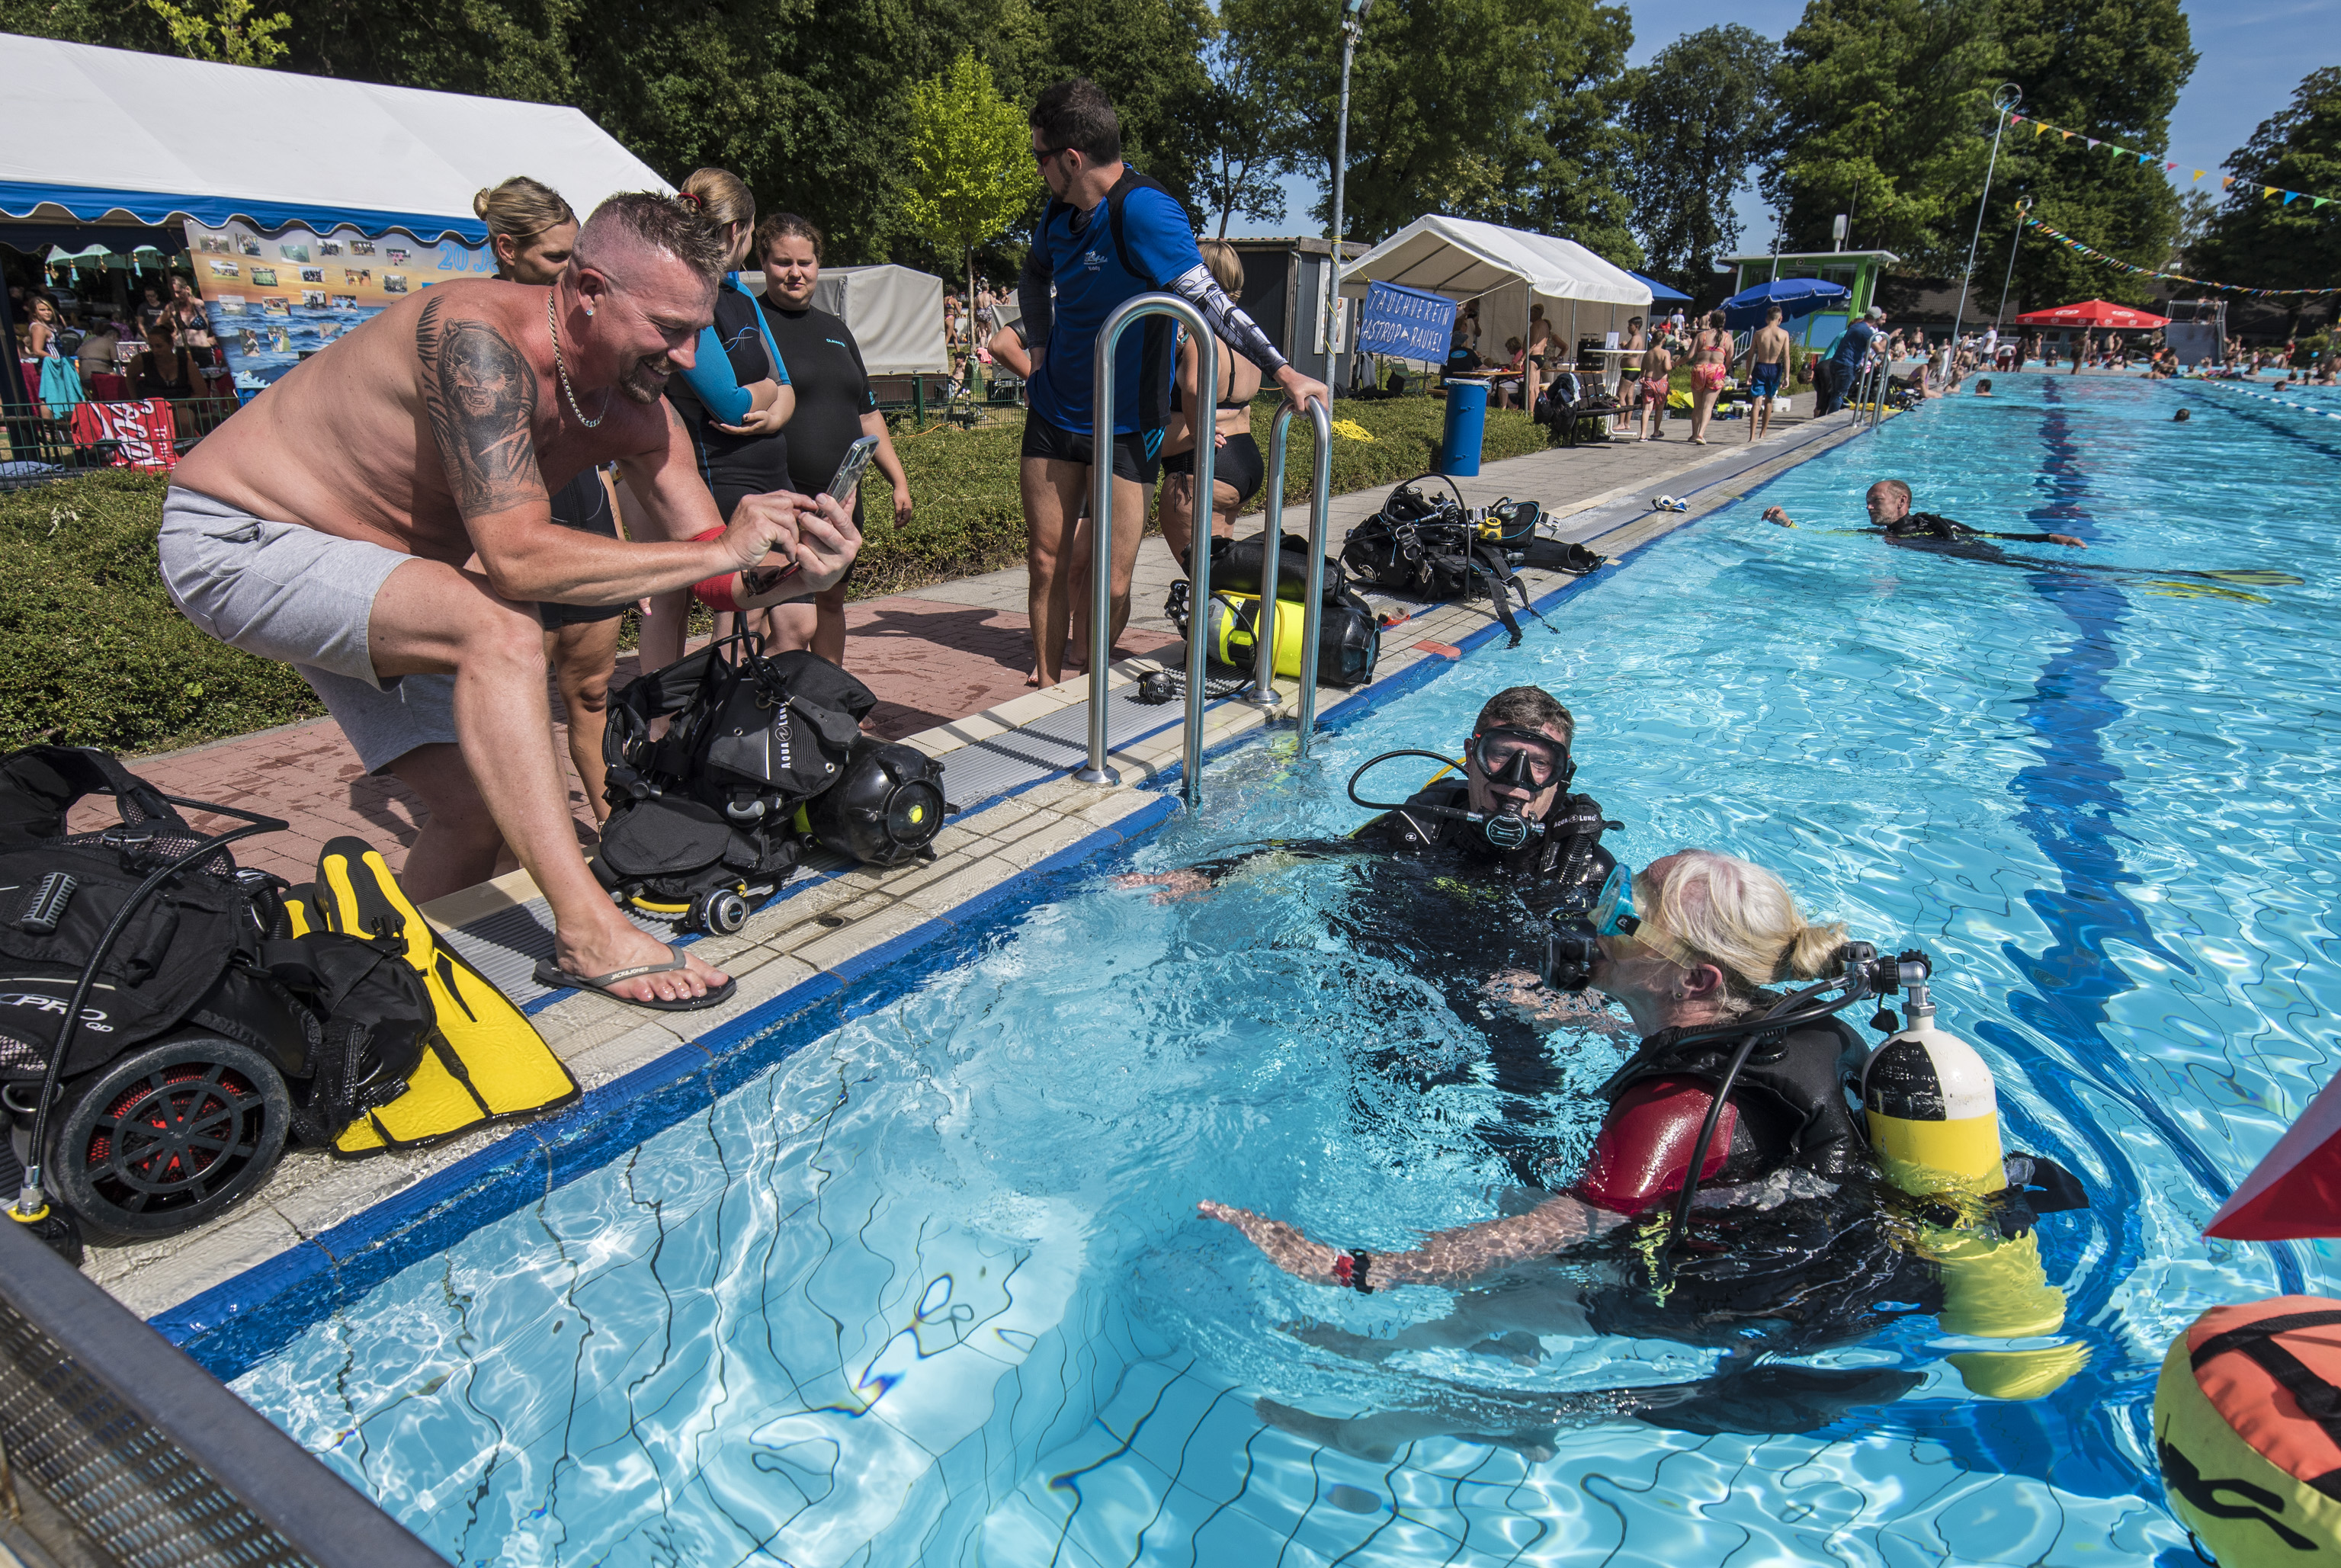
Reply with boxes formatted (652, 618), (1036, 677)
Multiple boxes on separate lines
(1246, 397), (1336, 755)
(1074, 293), (1217, 794)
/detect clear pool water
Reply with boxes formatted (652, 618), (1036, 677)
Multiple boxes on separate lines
(232, 376), (2341, 1566)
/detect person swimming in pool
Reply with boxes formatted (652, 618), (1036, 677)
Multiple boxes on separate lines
(1118, 685), (1619, 1183)
(1761, 479), (2303, 595)
(1201, 848), (1946, 1456)
(1762, 479), (2087, 548)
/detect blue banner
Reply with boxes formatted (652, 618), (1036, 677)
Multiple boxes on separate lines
(1355, 281), (1457, 361)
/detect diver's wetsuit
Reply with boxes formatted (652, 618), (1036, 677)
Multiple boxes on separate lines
(1868, 513), (2301, 590)
(1187, 779), (1614, 1183)
(1567, 1001), (1940, 1356)
(1872, 511), (2074, 557)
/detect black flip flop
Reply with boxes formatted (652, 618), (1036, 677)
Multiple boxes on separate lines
(533, 944), (739, 1012)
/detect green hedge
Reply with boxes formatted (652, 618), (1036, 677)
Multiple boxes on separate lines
(0, 471), (325, 755)
(0, 396), (1554, 755)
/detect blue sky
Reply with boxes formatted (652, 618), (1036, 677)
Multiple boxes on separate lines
(1225, 0), (2317, 258)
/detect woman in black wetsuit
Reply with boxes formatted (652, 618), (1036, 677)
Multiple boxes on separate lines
(659, 169), (794, 531)
(1156, 239), (1266, 572)
(477, 175), (625, 822)
(748, 212), (914, 667)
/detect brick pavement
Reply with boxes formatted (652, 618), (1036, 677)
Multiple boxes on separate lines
(76, 396), (1815, 888)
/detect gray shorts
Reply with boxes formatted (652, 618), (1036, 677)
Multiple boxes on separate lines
(158, 487), (457, 773)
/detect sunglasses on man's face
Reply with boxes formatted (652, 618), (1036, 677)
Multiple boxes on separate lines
(1034, 144), (1069, 166)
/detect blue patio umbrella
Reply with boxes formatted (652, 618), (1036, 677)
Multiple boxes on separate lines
(1720, 277), (1851, 330)
(1631, 270), (1692, 304)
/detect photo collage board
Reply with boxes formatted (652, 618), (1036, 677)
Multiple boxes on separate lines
(185, 219), (495, 397)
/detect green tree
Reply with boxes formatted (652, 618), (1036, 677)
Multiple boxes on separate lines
(1034, 0), (1216, 206)
(1227, 0), (1637, 253)
(1987, 0), (2195, 311)
(1189, 32), (1296, 239)
(902, 50), (1044, 303)
(1762, 0), (2006, 271)
(1620, 24), (1779, 293)
(2191, 66), (2341, 332)
(146, 0), (291, 65)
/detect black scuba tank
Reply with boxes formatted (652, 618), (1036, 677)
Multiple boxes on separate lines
(801, 740), (950, 867)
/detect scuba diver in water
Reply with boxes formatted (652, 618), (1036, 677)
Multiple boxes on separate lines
(1762, 479), (2087, 550)
(1202, 848), (2091, 1456)
(1762, 479), (2301, 598)
(1120, 686), (1620, 1180)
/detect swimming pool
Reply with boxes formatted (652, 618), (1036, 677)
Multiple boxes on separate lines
(223, 376), (2341, 1565)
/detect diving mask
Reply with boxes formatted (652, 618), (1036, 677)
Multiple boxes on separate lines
(1471, 726), (1573, 794)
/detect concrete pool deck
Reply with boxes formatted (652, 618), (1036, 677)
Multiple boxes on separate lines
(81, 399), (1874, 1326)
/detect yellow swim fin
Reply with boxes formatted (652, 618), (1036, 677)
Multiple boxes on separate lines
(314, 838), (579, 1157)
(2140, 580), (2270, 604)
(2198, 569), (2304, 586)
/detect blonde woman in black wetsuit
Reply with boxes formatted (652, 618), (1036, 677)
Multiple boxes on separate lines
(1156, 239), (1265, 570)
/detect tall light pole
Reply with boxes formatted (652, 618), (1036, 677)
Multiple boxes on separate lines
(1993, 195), (2030, 331)
(1324, 0), (1371, 390)
(1949, 83), (2022, 349)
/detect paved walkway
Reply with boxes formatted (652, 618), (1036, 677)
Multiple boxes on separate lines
(89, 396), (1816, 887)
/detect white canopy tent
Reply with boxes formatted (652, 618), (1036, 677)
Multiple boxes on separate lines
(789, 265), (950, 376)
(0, 33), (666, 242)
(1344, 214), (1653, 367)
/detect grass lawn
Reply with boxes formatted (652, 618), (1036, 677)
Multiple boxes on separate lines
(0, 395), (1554, 755)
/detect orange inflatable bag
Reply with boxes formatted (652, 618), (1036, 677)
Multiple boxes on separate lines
(2153, 1295), (2341, 1563)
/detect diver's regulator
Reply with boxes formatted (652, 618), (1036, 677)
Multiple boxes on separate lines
(1347, 746), (1608, 851)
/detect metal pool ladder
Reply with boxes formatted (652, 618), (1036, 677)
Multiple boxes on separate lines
(1073, 293), (1336, 808)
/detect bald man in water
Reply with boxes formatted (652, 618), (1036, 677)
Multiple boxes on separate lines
(165, 192), (861, 1008)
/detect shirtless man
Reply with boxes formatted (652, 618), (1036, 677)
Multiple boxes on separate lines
(1741, 305), (1791, 443)
(163, 193), (861, 1010)
(1634, 332), (1673, 441)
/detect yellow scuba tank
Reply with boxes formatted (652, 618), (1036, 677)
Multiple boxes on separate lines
(1204, 592), (1307, 680)
(1861, 973), (2087, 1400)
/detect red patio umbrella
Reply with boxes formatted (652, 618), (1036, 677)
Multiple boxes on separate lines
(2010, 299), (2172, 329)
(2206, 1069), (2341, 1240)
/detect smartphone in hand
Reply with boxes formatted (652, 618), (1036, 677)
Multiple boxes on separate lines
(824, 434), (882, 503)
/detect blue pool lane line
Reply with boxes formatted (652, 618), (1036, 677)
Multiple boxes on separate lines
(159, 415), (1867, 1374)
(1983, 384), (2298, 1294)
(1919, 382), (2304, 1501)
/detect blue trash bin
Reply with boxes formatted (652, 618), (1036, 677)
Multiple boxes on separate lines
(1438, 380), (1487, 476)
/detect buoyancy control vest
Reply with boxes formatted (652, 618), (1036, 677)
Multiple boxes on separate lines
(0, 746), (433, 1143)
(1597, 999), (1872, 1183)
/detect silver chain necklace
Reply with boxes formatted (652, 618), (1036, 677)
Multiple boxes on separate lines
(547, 290), (610, 428)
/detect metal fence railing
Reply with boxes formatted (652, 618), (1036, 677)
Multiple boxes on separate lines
(0, 396), (234, 493)
(0, 1218), (443, 1568)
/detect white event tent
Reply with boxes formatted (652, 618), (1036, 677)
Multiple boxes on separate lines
(735, 265), (951, 376)
(1345, 214), (1653, 366)
(0, 33), (667, 243)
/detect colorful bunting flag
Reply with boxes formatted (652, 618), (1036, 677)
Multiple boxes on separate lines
(2016, 214), (2339, 297)
(2004, 114), (2330, 207)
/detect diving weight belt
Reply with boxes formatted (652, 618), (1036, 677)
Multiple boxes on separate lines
(287, 838), (579, 1156)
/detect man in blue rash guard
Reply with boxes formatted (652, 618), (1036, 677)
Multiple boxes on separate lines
(1018, 78), (1330, 688)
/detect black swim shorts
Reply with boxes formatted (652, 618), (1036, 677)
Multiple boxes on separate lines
(1021, 414), (1162, 486)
